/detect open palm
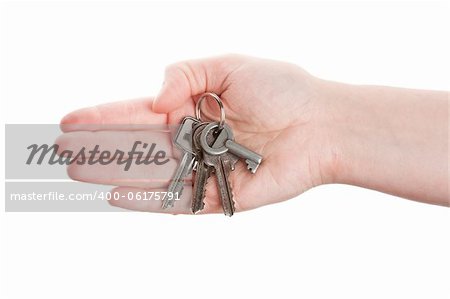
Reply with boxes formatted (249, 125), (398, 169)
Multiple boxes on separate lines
(59, 55), (333, 214)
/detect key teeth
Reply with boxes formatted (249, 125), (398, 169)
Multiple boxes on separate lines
(162, 199), (174, 209)
(218, 159), (236, 217)
(162, 193), (178, 209)
(245, 160), (259, 174)
(191, 194), (205, 214)
(225, 179), (236, 217)
(192, 205), (204, 214)
(191, 172), (208, 214)
(163, 182), (183, 209)
(247, 164), (255, 173)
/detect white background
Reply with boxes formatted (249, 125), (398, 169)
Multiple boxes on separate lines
(1, 1), (449, 298)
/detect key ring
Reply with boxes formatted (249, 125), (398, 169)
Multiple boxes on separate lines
(195, 92), (226, 129)
(200, 122), (234, 155)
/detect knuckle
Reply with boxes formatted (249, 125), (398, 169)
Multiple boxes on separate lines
(165, 61), (190, 77)
(165, 60), (201, 92)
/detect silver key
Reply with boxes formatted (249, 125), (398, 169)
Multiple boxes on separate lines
(201, 124), (239, 216)
(163, 116), (199, 209)
(224, 139), (262, 173)
(191, 124), (230, 214)
(192, 159), (211, 213)
(191, 123), (211, 214)
(200, 122), (262, 173)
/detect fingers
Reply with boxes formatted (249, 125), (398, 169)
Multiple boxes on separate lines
(60, 97), (167, 132)
(56, 120), (178, 187)
(152, 54), (244, 113)
(67, 158), (179, 188)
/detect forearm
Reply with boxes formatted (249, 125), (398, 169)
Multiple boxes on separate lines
(320, 80), (449, 206)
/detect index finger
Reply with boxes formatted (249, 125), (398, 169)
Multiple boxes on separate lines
(60, 97), (167, 132)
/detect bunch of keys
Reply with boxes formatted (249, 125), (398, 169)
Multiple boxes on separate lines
(162, 92), (263, 216)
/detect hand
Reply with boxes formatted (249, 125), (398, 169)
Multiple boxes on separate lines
(59, 55), (336, 213)
(59, 54), (449, 212)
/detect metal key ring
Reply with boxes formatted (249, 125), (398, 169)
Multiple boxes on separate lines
(195, 92), (226, 129)
(200, 122), (234, 155)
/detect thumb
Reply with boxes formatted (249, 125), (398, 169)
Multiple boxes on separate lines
(152, 55), (242, 113)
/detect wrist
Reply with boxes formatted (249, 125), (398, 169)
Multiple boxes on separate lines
(313, 79), (449, 205)
(311, 79), (369, 186)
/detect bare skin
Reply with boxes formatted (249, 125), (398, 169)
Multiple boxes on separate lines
(59, 54), (449, 213)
